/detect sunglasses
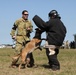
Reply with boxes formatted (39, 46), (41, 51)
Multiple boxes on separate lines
(23, 14), (29, 16)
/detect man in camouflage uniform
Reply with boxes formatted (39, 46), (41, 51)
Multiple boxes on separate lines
(10, 10), (34, 67)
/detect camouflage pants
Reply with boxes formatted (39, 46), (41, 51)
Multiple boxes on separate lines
(15, 36), (29, 54)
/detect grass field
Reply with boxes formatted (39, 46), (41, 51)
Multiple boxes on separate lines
(0, 48), (76, 75)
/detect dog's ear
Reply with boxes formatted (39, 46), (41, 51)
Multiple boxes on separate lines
(36, 39), (41, 43)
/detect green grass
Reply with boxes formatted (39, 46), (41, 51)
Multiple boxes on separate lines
(0, 48), (76, 75)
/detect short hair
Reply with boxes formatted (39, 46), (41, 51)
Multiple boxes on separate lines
(22, 10), (28, 14)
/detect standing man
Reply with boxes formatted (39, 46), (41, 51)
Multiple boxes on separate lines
(33, 10), (67, 71)
(10, 10), (34, 67)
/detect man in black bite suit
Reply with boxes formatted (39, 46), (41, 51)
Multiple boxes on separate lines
(32, 10), (67, 71)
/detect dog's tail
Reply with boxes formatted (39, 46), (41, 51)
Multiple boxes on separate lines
(12, 54), (21, 60)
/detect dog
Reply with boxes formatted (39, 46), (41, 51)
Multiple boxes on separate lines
(18, 38), (41, 71)
(10, 28), (45, 71)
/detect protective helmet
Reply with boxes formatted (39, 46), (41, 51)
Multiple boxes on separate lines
(48, 10), (61, 19)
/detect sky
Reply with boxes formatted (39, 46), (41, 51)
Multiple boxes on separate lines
(0, 0), (76, 45)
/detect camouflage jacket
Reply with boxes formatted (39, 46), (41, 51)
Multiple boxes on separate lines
(10, 18), (33, 38)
